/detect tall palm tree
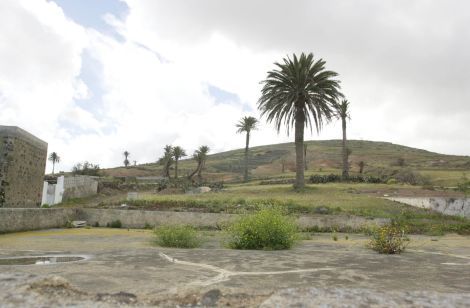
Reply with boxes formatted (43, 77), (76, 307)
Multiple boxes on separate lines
(335, 99), (351, 180)
(188, 145), (210, 180)
(172, 146), (187, 179)
(158, 145), (174, 178)
(48, 152), (60, 175)
(236, 116), (258, 182)
(123, 151), (130, 167)
(258, 52), (342, 189)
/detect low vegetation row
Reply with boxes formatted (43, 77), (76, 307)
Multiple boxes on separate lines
(260, 169), (431, 186)
(152, 208), (409, 254)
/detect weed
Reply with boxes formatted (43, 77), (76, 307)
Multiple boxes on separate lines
(368, 223), (409, 254)
(154, 225), (201, 248)
(226, 208), (298, 250)
(107, 220), (122, 228)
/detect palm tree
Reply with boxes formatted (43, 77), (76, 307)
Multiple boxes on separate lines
(158, 145), (174, 178)
(304, 144), (308, 170)
(48, 152), (60, 175)
(335, 99), (351, 180)
(172, 146), (187, 179)
(358, 161), (365, 174)
(188, 145), (210, 180)
(258, 53), (342, 189)
(236, 116), (258, 182)
(123, 151), (130, 167)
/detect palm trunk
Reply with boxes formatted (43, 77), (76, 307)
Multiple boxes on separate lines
(294, 110), (305, 189)
(52, 162), (55, 175)
(341, 117), (349, 180)
(188, 161), (201, 180)
(304, 145), (308, 170)
(174, 159), (178, 179)
(244, 131), (250, 182)
(197, 159), (205, 179)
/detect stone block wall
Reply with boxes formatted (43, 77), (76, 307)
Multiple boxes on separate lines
(0, 126), (47, 208)
(63, 176), (98, 200)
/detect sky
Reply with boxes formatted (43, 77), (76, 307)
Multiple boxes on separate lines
(0, 0), (469, 173)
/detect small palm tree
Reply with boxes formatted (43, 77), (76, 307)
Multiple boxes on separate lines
(158, 145), (174, 178)
(335, 99), (351, 180)
(258, 52), (342, 189)
(358, 161), (365, 174)
(123, 151), (130, 167)
(188, 145), (210, 180)
(172, 146), (187, 179)
(48, 152), (60, 175)
(236, 116), (258, 182)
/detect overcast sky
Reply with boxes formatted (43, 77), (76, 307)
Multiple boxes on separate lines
(1, 0), (469, 173)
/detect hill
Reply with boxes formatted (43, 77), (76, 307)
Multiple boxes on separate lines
(103, 140), (470, 186)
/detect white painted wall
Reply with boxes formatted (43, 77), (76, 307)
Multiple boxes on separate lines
(386, 197), (470, 218)
(41, 175), (97, 206)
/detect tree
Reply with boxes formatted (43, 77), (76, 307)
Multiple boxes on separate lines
(48, 152), (60, 175)
(281, 159), (286, 173)
(258, 53), (342, 189)
(236, 116), (258, 182)
(188, 145), (210, 181)
(304, 144), (308, 170)
(172, 146), (187, 179)
(123, 151), (130, 167)
(72, 161), (100, 176)
(335, 99), (351, 180)
(158, 145), (174, 178)
(358, 161), (365, 174)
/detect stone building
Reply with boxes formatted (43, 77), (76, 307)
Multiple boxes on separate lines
(0, 126), (48, 208)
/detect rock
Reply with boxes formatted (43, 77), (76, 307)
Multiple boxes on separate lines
(200, 289), (221, 306)
(127, 192), (138, 201)
(260, 288), (470, 307)
(314, 206), (330, 214)
(71, 221), (86, 228)
(194, 187), (211, 194)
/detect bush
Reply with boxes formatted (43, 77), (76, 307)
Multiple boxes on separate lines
(154, 225), (201, 248)
(393, 169), (429, 185)
(226, 208), (298, 250)
(456, 174), (470, 196)
(309, 174), (383, 184)
(107, 220), (122, 228)
(368, 223), (409, 254)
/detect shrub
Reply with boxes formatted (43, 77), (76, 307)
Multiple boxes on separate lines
(456, 174), (470, 196)
(226, 208), (298, 250)
(154, 225), (201, 248)
(107, 220), (122, 228)
(368, 223), (409, 254)
(309, 174), (383, 184)
(72, 161), (100, 176)
(393, 169), (429, 185)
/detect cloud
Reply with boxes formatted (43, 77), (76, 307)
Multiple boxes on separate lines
(1, 0), (469, 174)
(122, 0), (470, 156)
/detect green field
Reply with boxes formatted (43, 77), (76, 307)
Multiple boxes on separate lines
(60, 139), (470, 236)
(103, 140), (470, 186)
(62, 182), (470, 235)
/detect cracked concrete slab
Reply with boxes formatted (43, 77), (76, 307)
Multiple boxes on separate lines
(0, 228), (469, 306)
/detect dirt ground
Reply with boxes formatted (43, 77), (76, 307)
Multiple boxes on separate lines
(0, 229), (469, 307)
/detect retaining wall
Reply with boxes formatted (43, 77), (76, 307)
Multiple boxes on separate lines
(386, 197), (470, 218)
(0, 208), (390, 233)
(0, 208), (79, 233)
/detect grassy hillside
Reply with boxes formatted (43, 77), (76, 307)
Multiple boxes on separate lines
(103, 140), (470, 186)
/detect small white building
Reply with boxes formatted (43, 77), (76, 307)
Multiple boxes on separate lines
(41, 175), (98, 206)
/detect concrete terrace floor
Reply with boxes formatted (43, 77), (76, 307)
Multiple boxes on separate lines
(0, 229), (470, 307)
